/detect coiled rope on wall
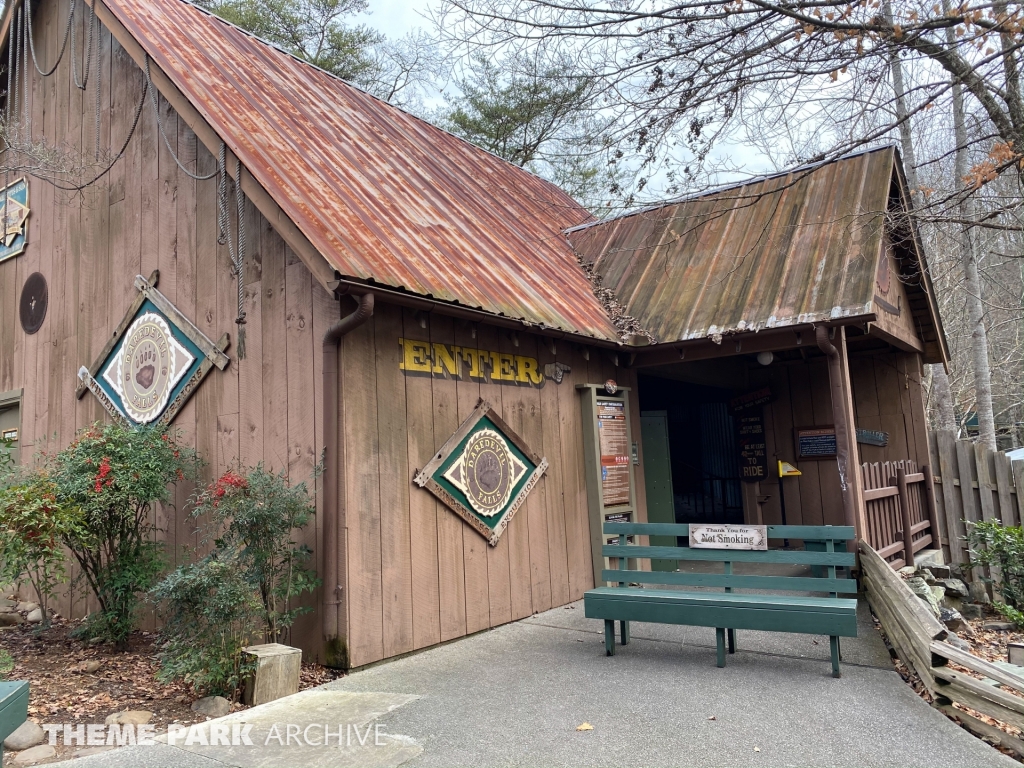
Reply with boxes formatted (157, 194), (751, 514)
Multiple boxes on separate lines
(217, 144), (247, 359)
(5, 1), (250, 358)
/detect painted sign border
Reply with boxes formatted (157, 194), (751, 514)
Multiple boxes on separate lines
(0, 177), (30, 265)
(76, 271), (230, 426)
(413, 398), (547, 546)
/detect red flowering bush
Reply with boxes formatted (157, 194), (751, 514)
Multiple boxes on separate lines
(50, 422), (201, 650)
(152, 464), (319, 695)
(0, 469), (82, 626)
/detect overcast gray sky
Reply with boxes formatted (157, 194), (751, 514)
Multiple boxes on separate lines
(354, 0), (777, 195)
(358, 0), (429, 37)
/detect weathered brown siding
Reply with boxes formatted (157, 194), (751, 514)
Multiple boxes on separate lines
(0, 0), (329, 639)
(741, 349), (927, 528)
(0, 0), (636, 665)
(336, 302), (639, 668)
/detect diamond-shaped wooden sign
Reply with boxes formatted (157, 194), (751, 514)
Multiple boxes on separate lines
(76, 272), (230, 426)
(0, 178), (30, 264)
(414, 399), (547, 546)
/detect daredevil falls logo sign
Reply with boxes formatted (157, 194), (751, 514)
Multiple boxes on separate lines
(77, 273), (230, 426)
(414, 399), (547, 546)
(104, 313), (192, 423)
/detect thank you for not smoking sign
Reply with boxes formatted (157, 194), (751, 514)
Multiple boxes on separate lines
(689, 524), (768, 551)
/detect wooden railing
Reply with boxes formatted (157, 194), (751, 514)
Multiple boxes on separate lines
(861, 540), (1024, 758)
(861, 459), (940, 569)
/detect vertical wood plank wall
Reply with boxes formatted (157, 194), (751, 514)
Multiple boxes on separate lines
(744, 349), (929, 528)
(0, 2), (638, 667)
(339, 304), (636, 668)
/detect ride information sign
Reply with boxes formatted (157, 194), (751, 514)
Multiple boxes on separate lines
(795, 426), (838, 459)
(598, 400), (630, 506)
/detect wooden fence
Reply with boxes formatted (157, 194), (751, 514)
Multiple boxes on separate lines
(861, 459), (940, 569)
(928, 430), (1024, 569)
(861, 540), (1024, 757)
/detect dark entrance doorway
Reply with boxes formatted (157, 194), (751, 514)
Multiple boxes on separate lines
(639, 375), (743, 525)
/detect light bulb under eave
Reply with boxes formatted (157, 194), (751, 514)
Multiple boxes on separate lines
(757, 351), (774, 366)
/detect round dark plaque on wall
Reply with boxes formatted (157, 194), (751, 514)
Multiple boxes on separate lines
(19, 272), (47, 335)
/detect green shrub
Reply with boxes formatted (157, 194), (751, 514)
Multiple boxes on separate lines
(50, 422), (200, 650)
(150, 557), (260, 697)
(0, 436), (14, 487)
(0, 469), (82, 626)
(0, 649), (15, 679)
(151, 464), (320, 698)
(967, 520), (1024, 626)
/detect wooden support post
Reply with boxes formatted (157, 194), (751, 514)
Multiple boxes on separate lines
(897, 467), (915, 568)
(922, 465), (941, 552)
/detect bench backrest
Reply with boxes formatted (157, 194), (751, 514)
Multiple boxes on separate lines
(602, 522), (857, 596)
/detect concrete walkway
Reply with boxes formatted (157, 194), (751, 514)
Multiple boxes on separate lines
(55, 599), (1017, 768)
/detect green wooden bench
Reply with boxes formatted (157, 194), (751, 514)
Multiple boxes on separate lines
(584, 523), (858, 677)
(0, 681), (29, 767)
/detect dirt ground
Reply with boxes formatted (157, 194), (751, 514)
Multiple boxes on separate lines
(0, 616), (343, 764)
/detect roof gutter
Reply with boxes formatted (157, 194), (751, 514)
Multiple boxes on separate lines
(815, 325), (857, 531)
(322, 290), (374, 667)
(327, 277), (625, 350)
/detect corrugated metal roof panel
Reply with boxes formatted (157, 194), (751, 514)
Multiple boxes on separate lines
(567, 148), (901, 343)
(107, 0), (620, 340)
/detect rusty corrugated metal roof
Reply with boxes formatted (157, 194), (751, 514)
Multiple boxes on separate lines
(567, 147), (942, 355)
(106, 0), (620, 341)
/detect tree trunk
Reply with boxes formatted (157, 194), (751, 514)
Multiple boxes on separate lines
(949, 54), (997, 449)
(886, 25), (958, 432)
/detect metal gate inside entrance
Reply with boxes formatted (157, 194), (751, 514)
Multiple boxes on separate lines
(639, 376), (743, 526)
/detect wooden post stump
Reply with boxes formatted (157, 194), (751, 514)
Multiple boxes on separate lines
(242, 643), (302, 706)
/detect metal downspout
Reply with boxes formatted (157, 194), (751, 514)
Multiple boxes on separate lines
(322, 292), (374, 664)
(815, 325), (857, 531)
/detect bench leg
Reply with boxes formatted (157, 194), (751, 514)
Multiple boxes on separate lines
(830, 636), (841, 678)
(620, 620), (630, 645)
(727, 628), (736, 654)
(716, 628), (726, 668)
(605, 620), (616, 656)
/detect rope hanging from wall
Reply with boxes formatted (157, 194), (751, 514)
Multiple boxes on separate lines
(24, 0), (75, 77)
(217, 144), (247, 359)
(144, 57), (217, 182)
(6, 6), (248, 359)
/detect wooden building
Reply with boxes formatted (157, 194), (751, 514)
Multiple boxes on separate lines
(0, 0), (947, 669)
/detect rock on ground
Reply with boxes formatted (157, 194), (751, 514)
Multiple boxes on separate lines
(0, 613), (25, 626)
(961, 603), (984, 620)
(3, 721), (44, 751)
(969, 581), (991, 605)
(104, 710), (153, 725)
(12, 744), (55, 764)
(104, 710), (153, 726)
(191, 695), (230, 718)
(906, 577), (941, 617)
(25, 608), (42, 624)
(984, 621), (1016, 631)
(939, 579), (970, 598)
(15, 602), (38, 613)
(940, 608), (964, 632)
(945, 632), (972, 651)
